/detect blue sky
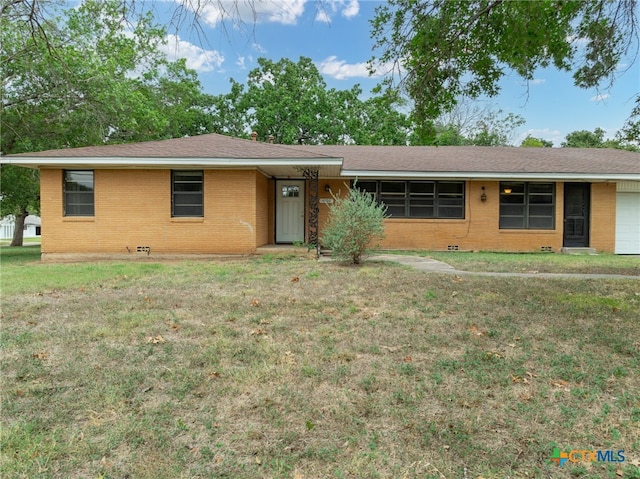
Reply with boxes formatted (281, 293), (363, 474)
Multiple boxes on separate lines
(153, 0), (639, 146)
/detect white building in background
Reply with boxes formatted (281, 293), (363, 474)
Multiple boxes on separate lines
(0, 215), (41, 240)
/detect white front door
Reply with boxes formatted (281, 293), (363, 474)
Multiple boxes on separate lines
(276, 180), (305, 243)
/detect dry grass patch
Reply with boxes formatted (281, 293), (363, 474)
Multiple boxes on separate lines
(411, 250), (640, 276)
(1, 253), (639, 478)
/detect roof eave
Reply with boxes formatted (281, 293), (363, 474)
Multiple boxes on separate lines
(340, 170), (640, 181)
(2, 157), (344, 169)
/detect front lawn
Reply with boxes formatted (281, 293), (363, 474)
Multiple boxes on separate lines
(1, 250), (639, 478)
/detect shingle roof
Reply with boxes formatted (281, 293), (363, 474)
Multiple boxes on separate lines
(8, 133), (331, 160)
(5, 133), (640, 179)
(303, 145), (640, 175)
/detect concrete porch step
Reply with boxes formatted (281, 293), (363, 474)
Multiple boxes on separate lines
(256, 244), (316, 257)
(560, 247), (597, 255)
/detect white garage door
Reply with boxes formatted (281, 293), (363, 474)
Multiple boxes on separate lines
(615, 192), (640, 254)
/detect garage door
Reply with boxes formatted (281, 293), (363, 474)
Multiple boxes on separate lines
(615, 192), (640, 254)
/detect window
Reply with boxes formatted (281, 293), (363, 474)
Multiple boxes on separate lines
(499, 182), (555, 229)
(281, 185), (300, 197)
(355, 180), (465, 219)
(64, 170), (94, 216)
(380, 181), (407, 217)
(172, 170), (204, 217)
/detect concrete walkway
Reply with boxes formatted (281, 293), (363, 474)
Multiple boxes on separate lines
(367, 254), (640, 280)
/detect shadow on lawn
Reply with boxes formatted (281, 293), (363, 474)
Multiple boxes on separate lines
(0, 245), (41, 265)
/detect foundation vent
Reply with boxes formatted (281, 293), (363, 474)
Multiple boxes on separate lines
(136, 246), (151, 255)
(447, 245), (460, 251)
(540, 246), (553, 252)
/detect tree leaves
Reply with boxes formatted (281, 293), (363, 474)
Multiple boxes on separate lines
(0, 166), (39, 217)
(212, 57), (411, 145)
(1, 0), (216, 155)
(370, 0), (638, 126)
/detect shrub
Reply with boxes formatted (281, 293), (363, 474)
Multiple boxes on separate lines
(321, 183), (387, 264)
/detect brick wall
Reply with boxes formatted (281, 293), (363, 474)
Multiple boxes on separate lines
(590, 182), (616, 252)
(316, 180), (616, 253)
(317, 179), (348, 244)
(255, 173), (271, 247)
(41, 168), (261, 255)
(40, 171), (617, 255)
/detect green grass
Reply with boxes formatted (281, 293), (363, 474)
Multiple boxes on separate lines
(0, 238), (41, 247)
(1, 248), (639, 478)
(0, 244), (42, 266)
(0, 246), (170, 295)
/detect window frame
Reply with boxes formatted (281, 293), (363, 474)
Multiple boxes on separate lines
(354, 180), (465, 219)
(171, 170), (204, 218)
(63, 170), (95, 217)
(499, 181), (555, 230)
(281, 184), (300, 198)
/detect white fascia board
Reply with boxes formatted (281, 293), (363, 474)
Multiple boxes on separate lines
(341, 170), (640, 181)
(3, 157), (344, 168)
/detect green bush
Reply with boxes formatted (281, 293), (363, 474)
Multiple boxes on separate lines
(321, 183), (387, 264)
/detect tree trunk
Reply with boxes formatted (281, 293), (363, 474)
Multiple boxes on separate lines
(9, 210), (28, 247)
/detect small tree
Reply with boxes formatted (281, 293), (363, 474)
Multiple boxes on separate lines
(321, 183), (387, 264)
(0, 166), (40, 247)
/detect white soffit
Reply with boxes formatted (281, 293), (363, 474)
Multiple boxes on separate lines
(617, 181), (640, 192)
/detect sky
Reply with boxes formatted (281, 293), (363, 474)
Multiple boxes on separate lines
(150, 0), (639, 147)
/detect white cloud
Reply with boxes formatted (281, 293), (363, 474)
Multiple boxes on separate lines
(342, 0), (359, 18)
(174, 0), (358, 27)
(197, 0), (307, 26)
(314, 0), (359, 23)
(161, 34), (224, 73)
(253, 43), (267, 55)
(318, 55), (391, 80)
(315, 8), (332, 23)
(590, 93), (610, 102)
(529, 78), (545, 85)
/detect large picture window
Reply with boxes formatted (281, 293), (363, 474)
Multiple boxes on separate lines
(499, 182), (555, 229)
(355, 180), (465, 219)
(63, 170), (94, 216)
(172, 170), (204, 217)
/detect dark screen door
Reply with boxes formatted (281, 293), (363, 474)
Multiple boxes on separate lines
(563, 183), (590, 247)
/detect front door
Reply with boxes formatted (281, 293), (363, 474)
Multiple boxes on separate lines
(563, 183), (590, 247)
(276, 180), (305, 243)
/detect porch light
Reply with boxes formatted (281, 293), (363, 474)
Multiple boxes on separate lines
(503, 187), (512, 194)
(480, 186), (487, 202)
(324, 184), (331, 193)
